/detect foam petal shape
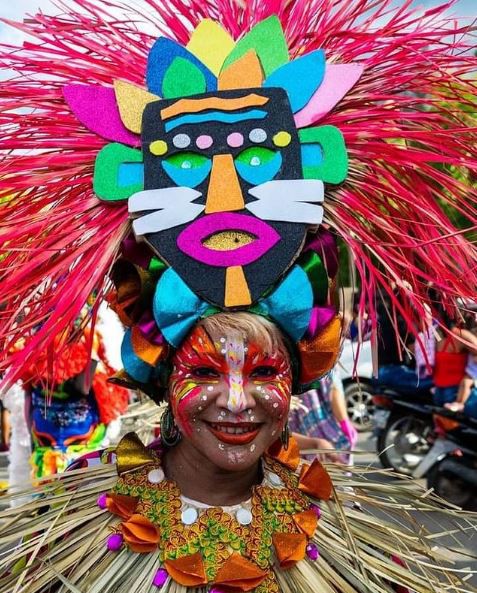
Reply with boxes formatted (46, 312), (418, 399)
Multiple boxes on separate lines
(106, 493), (139, 519)
(121, 513), (160, 553)
(162, 57), (207, 99)
(298, 458), (333, 500)
(164, 552), (207, 587)
(221, 16), (288, 77)
(264, 50), (325, 113)
(147, 37), (216, 96)
(299, 126), (348, 184)
(218, 50), (264, 90)
(63, 85), (140, 147)
(213, 554), (267, 591)
(260, 266), (313, 342)
(187, 19), (235, 76)
(153, 268), (209, 348)
(114, 80), (159, 134)
(293, 510), (318, 537)
(266, 435), (300, 471)
(294, 63), (364, 127)
(272, 533), (307, 569)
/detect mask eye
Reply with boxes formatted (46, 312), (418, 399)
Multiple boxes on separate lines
(250, 365), (278, 379)
(235, 147), (282, 185)
(191, 366), (220, 379)
(162, 152), (211, 188)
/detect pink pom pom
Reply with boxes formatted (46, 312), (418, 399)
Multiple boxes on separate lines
(152, 568), (168, 588)
(106, 533), (123, 551)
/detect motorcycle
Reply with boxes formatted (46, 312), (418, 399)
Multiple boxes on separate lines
(413, 409), (477, 510)
(372, 384), (435, 475)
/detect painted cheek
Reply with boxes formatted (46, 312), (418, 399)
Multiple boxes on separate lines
(170, 381), (203, 437)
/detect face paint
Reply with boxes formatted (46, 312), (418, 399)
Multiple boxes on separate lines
(224, 336), (246, 413)
(169, 324), (292, 472)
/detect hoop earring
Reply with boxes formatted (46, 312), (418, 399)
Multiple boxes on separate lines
(160, 405), (181, 447)
(280, 423), (290, 451)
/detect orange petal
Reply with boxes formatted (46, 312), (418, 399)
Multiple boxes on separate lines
(266, 435), (300, 471)
(164, 552), (208, 587)
(298, 459), (333, 500)
(298, 316), (342, 384)
(272, 533), (307, 569)
(213, 553), (268, 591)
(121, 513), (160, 553)
(106, 493), (139, 520)
(293, 510), (318, 538)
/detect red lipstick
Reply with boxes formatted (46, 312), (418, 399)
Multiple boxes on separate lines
(206, 422), (262, 445)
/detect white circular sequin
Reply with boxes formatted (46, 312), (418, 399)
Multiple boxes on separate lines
(250, 444), (256, 452)
(147, 468), (165, 484)
(207, 386), (214, 391)
(173, 133), (191, 148)
(268, 472), (282, 486)
(273, 403), (279, 408)
(201, 395), (208, 401)
(249, 128), (267, 143)
(181, 508), (198, 525)
(236, 508), (253, 525)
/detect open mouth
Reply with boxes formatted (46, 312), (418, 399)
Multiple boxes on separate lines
(206, 421), (263, 445)
(176, 213), (280, 267)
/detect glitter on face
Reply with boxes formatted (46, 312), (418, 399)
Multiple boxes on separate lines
(250, 444), (256, 452)
(207, 386), (214, 391)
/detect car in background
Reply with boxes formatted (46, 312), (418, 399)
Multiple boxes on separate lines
(338, 339), (374, 432)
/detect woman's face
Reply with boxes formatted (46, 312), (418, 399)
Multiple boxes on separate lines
(168, 325), (292, 471)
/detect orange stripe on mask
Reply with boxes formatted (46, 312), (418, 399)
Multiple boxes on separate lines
(160, 93), (269, 120)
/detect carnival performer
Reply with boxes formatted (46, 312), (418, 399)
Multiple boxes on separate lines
(0, 0), (476, 592)
(22, 320), (129, 477)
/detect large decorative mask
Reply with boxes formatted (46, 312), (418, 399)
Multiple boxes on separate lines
(63, 16), (363, 387)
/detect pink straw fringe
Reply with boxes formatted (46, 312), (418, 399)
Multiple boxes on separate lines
(0, 0), (476, 386)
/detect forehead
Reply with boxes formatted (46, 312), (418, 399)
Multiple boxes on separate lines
(142, 87), (296, 153)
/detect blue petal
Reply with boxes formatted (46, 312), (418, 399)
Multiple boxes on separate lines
(162, 159), (211, 188)
(264, 50), (325, 113)
(147, 37), (217, 96)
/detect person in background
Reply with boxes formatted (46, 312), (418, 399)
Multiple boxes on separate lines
(290, 368), (357, 464)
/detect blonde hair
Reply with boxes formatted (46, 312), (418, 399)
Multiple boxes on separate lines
(198, 312), (290, 362)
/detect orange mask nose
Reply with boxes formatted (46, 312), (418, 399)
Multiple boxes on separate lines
(205, 154), (245, 214)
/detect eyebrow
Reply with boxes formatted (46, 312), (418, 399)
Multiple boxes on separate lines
(160, 94), (269, 120)
(164, 109), (267, 132)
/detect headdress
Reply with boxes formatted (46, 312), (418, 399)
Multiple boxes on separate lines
(0, 0), (476, 395)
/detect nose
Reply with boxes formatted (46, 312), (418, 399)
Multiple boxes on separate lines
(205, 154), (245, 214)
(216, 384), (257, 414)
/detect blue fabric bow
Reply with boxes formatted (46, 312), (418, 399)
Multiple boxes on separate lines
(153, 266), (313, 347)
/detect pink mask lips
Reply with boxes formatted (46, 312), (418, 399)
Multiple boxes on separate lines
(176, 213), (280, 267)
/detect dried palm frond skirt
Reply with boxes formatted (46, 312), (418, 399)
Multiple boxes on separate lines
(0, 433), (476, 593)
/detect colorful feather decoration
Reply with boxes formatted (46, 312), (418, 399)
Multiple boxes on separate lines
(0, 0), (476, 388)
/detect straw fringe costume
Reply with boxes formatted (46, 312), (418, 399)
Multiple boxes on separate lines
(0, 0), (477, 592)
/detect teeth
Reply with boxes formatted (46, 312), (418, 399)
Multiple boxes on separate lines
(210, 423), (256, 434)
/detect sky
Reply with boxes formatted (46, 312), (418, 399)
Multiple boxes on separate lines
(0, 0), (475, 46)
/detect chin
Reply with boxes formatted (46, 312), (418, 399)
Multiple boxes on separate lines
(204, 442), (265, 472)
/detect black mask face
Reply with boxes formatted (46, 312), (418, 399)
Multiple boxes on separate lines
(137, 87), (307, 308)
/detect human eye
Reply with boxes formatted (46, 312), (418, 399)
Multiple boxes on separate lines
(161, 151), (211, 188)
(191, 366), (220, 379)
(250, 365), (279, 379)
(235, 147), (282, 185)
